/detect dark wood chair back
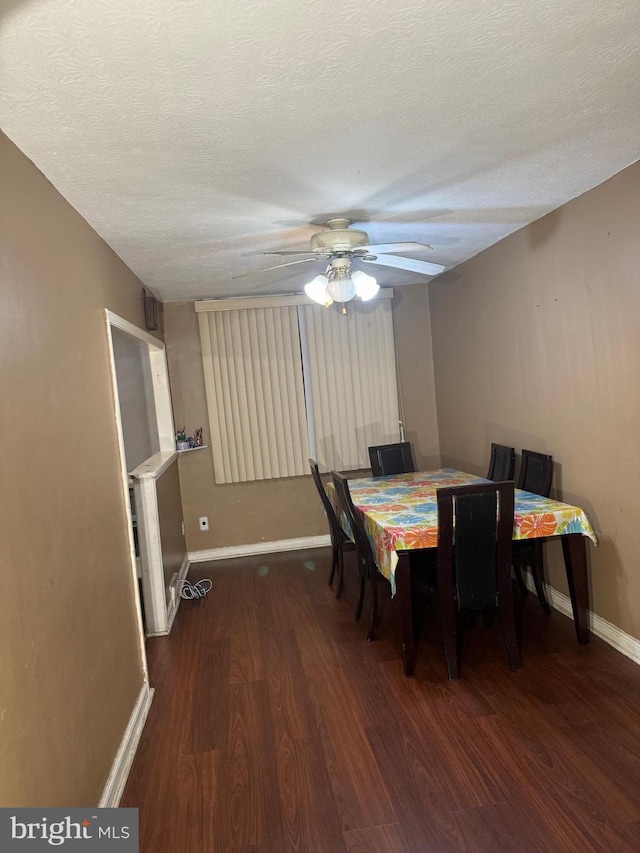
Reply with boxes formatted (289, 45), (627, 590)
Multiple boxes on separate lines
(435, 479), (519, 678)
(331, 471), (377, 578)
(437, 481), (515, 611)
(368, 442), (415, 477)
(517, 449), (553, 497)
(309, 458), (346, 550)
(486, 443), (515, 481)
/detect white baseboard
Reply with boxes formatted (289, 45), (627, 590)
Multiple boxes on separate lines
(188, 534), (331, 563)
(166, 553), (190, 631)
(526, 574), (640, 665)
(99, 683), (154, 807)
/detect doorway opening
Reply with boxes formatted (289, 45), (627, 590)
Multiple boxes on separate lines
(105, 310), (176, 641)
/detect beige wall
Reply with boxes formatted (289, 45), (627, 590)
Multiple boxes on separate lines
(393, 284), (441, 470)
(429, 162), (640, 639)
(163, 293), (440, 551)
(156, 460), (187, 590)
(0, 132), (151, 805)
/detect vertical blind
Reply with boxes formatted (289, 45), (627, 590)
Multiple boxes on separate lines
(301, 300), (400, 471)
(196, 293), (400, 482)
(198, 305), (309, 483)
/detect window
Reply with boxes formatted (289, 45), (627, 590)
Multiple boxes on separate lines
(300, 299), (399, 472)
(196, 292), (400, 483)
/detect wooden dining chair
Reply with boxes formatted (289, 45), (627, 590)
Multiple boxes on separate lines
(512, 449), (554, 614)
(517, 449), (553, 496)
(331, 471), (389, 641)
(309, 459), (355, 599)
(368, 442), (415, 477)
(429, 480), (519, 680)
(486, 443), (516, 481)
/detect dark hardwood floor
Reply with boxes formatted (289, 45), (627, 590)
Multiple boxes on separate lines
(121, 548), (640, 852)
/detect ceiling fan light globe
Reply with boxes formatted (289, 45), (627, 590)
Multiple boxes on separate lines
(352, 270), (379, 301)
(304, 275), (332, 306)
(327, 277), (357, 303)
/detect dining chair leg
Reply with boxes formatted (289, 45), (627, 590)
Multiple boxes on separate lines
(441, 618), (459, 680)
(513, 562), (529, 596)
(438, 587), (459, 680)
(328, 546), (338, 588)
(354, 566), (365, 621)
(498, 574), (520, 671)
(367, 579), (379, 642)
(531, 541), (551, 615)
(335, 548), (345, 600)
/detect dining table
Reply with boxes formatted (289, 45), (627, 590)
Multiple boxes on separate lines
(326, 468), (597, 676)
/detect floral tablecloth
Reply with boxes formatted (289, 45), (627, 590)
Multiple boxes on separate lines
(327, 469), (597, 594)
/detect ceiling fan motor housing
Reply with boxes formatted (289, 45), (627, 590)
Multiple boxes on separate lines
(310, 218), (369, 253)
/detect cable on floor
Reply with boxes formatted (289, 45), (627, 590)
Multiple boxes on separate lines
(176, 578), (212, 600)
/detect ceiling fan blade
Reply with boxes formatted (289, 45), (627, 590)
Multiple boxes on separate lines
(360, 241), (433, 253)
(232, 257), (322, 280)
(262, 251), (324, 256)
(362, 254), (445, 276)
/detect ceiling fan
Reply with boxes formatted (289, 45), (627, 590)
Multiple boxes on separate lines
(236, 218), (446, 308)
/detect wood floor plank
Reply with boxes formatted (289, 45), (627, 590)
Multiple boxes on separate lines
(453, 800), (553, 853)
(230, 603), (266, 684)
(560, 720), (640, 804)
(343, 823), (408, 852)
(188, 565), (234, 641)
(375, 662), (508, 810)
(185, 638), (231, 754)
(295, 605), (352, 673)
(508, 708), (640, 824)
(335, 641), (407, 728)
(263, 564), (315, 634)
(263, 626), (314, 741)
(122, 610), (201, 810)
(274, 730), (346, 852)
(122, 547), (640, 853)
(472, 714), (634, 852)
(365, 722), (467, 851)
(166, 750), (220, 853)
(222, 680), (283, 848)
(306, 664), (397, 832)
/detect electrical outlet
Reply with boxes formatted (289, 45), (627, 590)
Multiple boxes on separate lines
(181, 521), (185, 536)
(199, 516), (209, 531)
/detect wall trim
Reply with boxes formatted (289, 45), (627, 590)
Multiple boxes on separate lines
(188, 534), (331, 563)
(99, 683), (154, 807)
(526, 574), (640, 665)
(105, 309), (163, 349)
(132, 476), (167, 635)
(166, 553), (191, 632)
(104, 312), (149, 681)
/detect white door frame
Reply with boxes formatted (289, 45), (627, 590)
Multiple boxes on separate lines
(104, 310), (176, 642)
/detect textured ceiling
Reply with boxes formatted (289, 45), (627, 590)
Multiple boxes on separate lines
(1, 0), (639, 301)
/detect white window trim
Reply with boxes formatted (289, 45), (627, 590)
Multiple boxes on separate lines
(194, 289), (393, 313)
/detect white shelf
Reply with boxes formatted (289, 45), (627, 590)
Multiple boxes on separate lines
(177, 445), (208, 453)
(130, 451), (178, 480)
